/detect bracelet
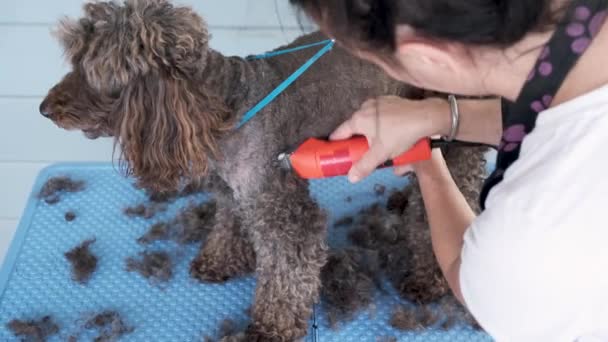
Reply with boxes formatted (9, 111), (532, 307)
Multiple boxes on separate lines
(444, 95), (460, 142)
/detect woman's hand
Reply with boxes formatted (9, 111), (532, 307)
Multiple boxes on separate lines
(331, 95), (450, 183)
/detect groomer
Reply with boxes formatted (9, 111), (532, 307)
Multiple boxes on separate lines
(290, 0), (608, 340)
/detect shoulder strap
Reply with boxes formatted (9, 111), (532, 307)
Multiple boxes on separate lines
(480, 0), (608, 209)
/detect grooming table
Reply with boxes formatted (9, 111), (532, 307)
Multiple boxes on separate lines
(0, 163), (493, 341)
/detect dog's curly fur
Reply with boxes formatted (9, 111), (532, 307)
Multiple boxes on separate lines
(323, 147), (486, 329)
(320, 247), (381, 327)
(350, 146), (487, 305)
(349, 147), (486, 304)
(41, 1), (487, 340)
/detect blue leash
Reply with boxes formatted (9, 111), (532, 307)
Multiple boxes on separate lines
(236, 39), (335, 129)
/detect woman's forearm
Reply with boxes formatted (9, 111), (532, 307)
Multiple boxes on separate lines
(414, 152), (476, 302)
(432, 98), (502, 146)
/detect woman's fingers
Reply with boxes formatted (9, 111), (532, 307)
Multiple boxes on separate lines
(330, 106), (376, 140)
(331, 96), (444, 182)
(329, 119), (357, 140)
(347, 141), (390, 183)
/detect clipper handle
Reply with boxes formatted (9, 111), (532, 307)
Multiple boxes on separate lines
(289, 136), (432, 179)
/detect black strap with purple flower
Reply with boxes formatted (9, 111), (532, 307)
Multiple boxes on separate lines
(480, 0), (608, 209)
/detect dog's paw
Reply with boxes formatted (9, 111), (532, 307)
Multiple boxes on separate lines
(189, 257), (232, 283)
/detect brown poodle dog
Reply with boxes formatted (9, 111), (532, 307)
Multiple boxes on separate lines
(39, 0), (487, 340)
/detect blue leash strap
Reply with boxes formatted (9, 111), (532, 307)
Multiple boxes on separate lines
(236, 39), (335, 129)
(246, 39), (333, 60)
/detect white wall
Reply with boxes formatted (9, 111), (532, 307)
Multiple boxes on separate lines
(0, 0), (314, 264)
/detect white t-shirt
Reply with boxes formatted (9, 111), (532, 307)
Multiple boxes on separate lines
(460, 84), (608, 341)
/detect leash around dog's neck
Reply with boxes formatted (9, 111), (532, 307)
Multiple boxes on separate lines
(235, 39), (335, 129)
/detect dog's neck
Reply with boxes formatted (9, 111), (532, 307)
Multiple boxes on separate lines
(198, 50), (274, 124)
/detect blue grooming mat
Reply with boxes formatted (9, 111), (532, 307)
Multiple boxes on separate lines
(0, 163), (493, 341)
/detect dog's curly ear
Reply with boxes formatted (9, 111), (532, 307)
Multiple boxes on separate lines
(55, 0), (210, 93)
(116, 75), (233, 193)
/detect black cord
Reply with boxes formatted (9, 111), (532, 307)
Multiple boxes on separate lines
(430, 139), (498, 150)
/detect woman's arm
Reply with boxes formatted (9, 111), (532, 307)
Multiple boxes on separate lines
(413, 149), (476, 304)
(331, 96), (502, 182)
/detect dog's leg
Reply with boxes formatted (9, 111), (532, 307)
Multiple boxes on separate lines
(240, 173), (328, 341)
(190, 176), (256, 283)
(190, 203), (255, 283)
(393, 147), (487, 303)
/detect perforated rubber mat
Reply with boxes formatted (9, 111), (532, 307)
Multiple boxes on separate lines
(0, 163), (493, 341)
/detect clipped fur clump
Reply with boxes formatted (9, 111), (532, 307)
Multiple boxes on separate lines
(346, 146), (487, 333)
(124, 202), (168, 219)
(38, 176), (85, 204)
(389, 297), (482, 332)
(65, 211), (77, 222)
(389, 304), (443, 331)
(390, 305), (424, 331)
(348, 204), (402, 250)
(350, 147), (487, 305)
(385, 189), (410, 213)
(320, 247), (381, 326)
(180, 181), (208, 197)
(203, 319), (240, 342)
(84, 311), (134, 342)
(437, 296), (482, 330)
(416, 305), (441, 328)
(377, 337), (397, 342)
(348, 204), (418, 302)
(136, 222), (170, 245)
(348, 203), (475, 325)
(126, 251), (173, 282)
(6, 316), (59, 342)
(64, 239), (98, 284)
(146, 189), (179, 203)
(137, 201), (216, 245)
(144, 180), (207, 203)
(123, 204), (146, 217)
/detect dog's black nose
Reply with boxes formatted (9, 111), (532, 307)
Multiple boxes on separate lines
(39, 99), (52, 117)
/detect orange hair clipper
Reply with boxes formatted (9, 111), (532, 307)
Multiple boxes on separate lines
(277, 136), (433, 179)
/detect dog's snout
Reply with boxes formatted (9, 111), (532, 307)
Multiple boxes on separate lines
(39, 99), (52, 117)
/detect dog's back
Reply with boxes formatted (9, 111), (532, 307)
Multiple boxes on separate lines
(252, 32), (412, 146)
(215, 32), (419, 191)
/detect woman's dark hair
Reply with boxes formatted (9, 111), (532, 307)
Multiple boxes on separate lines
(290, 0), (558, 53)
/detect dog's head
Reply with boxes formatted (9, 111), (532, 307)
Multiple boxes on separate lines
(40, 0), (233, 191)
